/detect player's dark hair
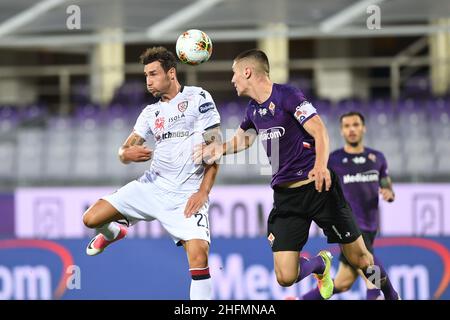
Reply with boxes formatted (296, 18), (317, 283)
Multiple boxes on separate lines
(140, 46), (177, 72)
(234, 49), (270, 75)
(340, 111), (365, 125)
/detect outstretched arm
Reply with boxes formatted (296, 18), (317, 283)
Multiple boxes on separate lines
(118, 132), (152, 164)
(193, 127), (257, 165)
(223, 127), (258, 155)
(184, 126), (222, 217)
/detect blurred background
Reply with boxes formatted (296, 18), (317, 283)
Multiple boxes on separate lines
(0, 0), (449, 300)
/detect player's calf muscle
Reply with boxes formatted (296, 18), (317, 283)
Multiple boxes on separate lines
(188, 253), (208, 269)
(274, 267), (297, 286)
(186, 240), (209, 268)
(276, 274), (297, 287)
(345, 251), (372, 270)
(83, 200), (119, 228)
(83, 212), (106, 229)
(334, 275), (356, 292)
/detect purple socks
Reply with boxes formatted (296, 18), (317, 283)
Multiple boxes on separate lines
(296, 256), (325, 283)
(362, 256), (399, 300)
(366, 288), (382, 300)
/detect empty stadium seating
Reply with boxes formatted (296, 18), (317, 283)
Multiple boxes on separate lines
(0, 95), (449, 185)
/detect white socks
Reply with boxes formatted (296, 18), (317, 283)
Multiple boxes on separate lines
(190, 267), (212, 300)
(96, 222), (120, 240)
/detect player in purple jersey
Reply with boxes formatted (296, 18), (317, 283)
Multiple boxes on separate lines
(194, 49), (387, 299)
(303, 111), (400, 300)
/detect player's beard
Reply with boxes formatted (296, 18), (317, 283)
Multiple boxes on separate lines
(347, 137), (362, 148)
(148, 75), (172, 98)
(345, 132), (363, 148)
(152, 91), (162, 98)
(148, 85), (168, 98)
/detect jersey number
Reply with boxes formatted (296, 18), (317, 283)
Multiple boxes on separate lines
(195, 213), (209, 229)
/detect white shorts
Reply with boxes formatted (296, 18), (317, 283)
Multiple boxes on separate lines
(102, 180), (210, 246)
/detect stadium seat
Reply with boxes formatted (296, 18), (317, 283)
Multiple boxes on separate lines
(42, 117), (74, 180)
(0, 142), (16, 180)
(16, 128), (45, 181)
(405, 153), (435, 176)
(436, 152), (450, 175)
(2, 95), (449, 184)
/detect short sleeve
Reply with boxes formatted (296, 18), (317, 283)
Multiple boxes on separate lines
(283, 86), (317, 125)
(239, 105), (256, 132)
(195, 90), (221, 132)
(133, 108), (153, 140)
(328, 152), (338, 171)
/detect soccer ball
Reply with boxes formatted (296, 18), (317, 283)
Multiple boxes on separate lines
(176, 29), (213, 65)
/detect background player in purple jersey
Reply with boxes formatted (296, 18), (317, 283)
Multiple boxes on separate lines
(194, 49), (387, 299)
(303, 111), (400, 300)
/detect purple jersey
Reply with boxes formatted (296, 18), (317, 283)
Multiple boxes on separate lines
(240, 83), (317, 187)
(328, 147), (389, 232)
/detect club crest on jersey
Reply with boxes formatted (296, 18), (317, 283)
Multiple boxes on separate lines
(258, 108), (268, 117)
(155, 117), (165, 131)
(267, 233), (275, 247)
(178, 101), (188, 113)
(368, 153), (377, 162)
(199, 91), (206, 99)
(268, 102), (276, 115)
(155, 110), (160, 117)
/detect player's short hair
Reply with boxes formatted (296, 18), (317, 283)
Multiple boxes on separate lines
(340, 111), (365, 125)
(140, 46), (177, 72)
(234, 49), (270, 75)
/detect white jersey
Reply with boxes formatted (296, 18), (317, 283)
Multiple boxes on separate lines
(133, 86), (220, 192)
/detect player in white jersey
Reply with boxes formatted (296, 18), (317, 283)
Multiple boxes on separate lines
(82, 47), (221, 300)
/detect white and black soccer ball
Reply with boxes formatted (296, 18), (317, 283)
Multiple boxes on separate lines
(176, 29), (213, 65)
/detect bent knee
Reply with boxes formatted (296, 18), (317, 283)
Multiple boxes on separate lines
(83, 212), (99, 229)
(348, 254), (372, 270)
(189, 254), (208, 268)
(275, 271), (297, 287)
(333, 281), (352, 293)
(277, 277), (296, 287)
(187, 242), (209, 268)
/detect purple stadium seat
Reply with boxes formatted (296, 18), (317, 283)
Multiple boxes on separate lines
(334, 98), (366, 115)
(314, 99), (332, 115)
(312, 99), (333, 125)
(397, 99), (429, 135)
(289, 77), (313, 98)
(0, 105), (18, 119)
(427, 97), (450, 115)
(19, 104), (47, 120)
(14, 104), (49, 128)
(71, 82), (90, 105)
(0, 105), (19, 127)
(73, 103), (104, 128)
(428, 98), (450, 139)
(401, 76), (431, 99)
(47, 116), (75, 131)
(103, 103), (132, 129)
(111, 81), (148, 106)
